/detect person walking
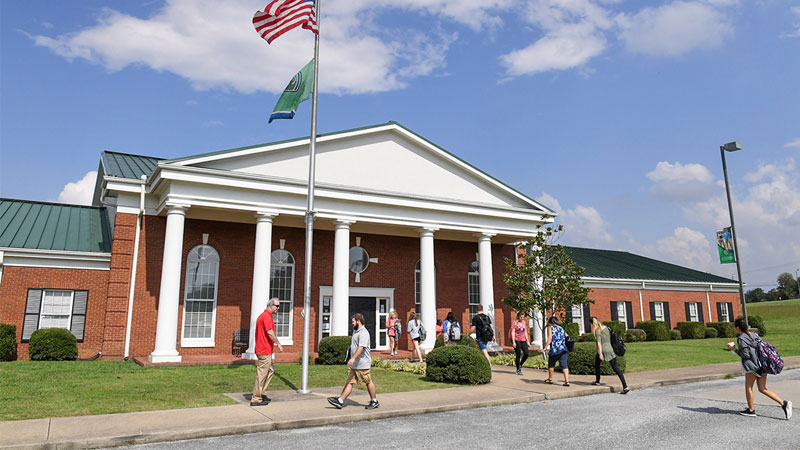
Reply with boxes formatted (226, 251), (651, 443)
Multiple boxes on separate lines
(543, 316), (570, 385)
(590, 317), (629, 394)
(510, 311), (530, 375)
(250, 297), (283, 406)
(386, 310), (398, 356)
(728, 318), (792, 419)
(327, 313), (379, 410)
(470, 304), (494, 366)
(407, 312), (424, 362)
(436, 319), (443, 338)
(442, 311), (457, 346)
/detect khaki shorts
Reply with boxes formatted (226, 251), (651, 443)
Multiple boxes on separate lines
(346, 368), (372, 385)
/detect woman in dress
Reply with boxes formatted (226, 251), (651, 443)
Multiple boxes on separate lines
(386, 310), (398, 356)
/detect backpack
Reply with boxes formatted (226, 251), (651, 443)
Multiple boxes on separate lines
(608, 327), (626, 356)
(477, 314), (494, 342)
(755, 336), (784, 375)
(449, 321), (462, 341)
(417, 321), (427, 341)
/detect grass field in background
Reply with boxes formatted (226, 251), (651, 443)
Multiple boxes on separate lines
(624, 298), (799, 372)
(0, 361), (455, 421)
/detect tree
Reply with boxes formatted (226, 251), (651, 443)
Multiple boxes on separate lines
(745, 288), (766, 303)
(777, 272), (799, 299)
(765, 288), (782, 302)
(502, 224), (592, 347)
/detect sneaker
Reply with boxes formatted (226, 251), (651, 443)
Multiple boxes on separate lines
(365, 400), (380, 410)
(516, 369), (522, 376)
(249, 400), (268, 407)
(739, 408), (757, 417)
(327, 397), (344, 409)
(783, 400), (793, 420)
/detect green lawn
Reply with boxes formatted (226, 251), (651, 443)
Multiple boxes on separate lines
(624, 298), (800, 372)
(0, 361), (455, 421)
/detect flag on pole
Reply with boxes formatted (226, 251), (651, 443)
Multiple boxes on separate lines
(253, 0), (318, 44)
(269, 59), (314, 123)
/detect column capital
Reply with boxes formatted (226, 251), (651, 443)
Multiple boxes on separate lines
(417, 226), (439, 236)
(334, 219), (355, 229)
(254, 211), (278, 222)
(475, 232), (496, 241)
(164, 202), (190, 214)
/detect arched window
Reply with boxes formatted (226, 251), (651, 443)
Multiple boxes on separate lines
(182, 245), (219, 346)
(414, 260), (436, 318)
(468, 261), (480, 322)
(270, 249), (295, 339)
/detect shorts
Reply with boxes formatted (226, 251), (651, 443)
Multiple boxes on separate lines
(548, 351), (569, 370)
(412, 337), (421, 342)
(346, 368), (373, 385)
(476, 339), (487, 350)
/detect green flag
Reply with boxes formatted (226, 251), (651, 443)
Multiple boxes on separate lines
(269, 59), (314, 123)
(716, 227), (736, 264)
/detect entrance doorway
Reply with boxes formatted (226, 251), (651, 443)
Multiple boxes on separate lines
(318, 286), (393, 350)
(349, 296), (376, 349)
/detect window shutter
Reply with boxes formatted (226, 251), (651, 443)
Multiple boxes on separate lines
(649, 302), (656, 321)
(685, 302), (691, 321)
(610, 302), (618, 321)
(625, 301), (634, 329)
(664, 303), (671, 329)
(70, 290), (89, 342)
(565, 307), (573, 322)
(22, 289), (43, 342)
(716, 303), (723, 322)
(583, 305), (591, 334)
(698, 302), (704, 324)
(727, 303), (734, 322)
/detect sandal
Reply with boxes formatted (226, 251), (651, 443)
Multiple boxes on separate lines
(591, 382), (601, 386)
(621, 388), (631, 395)
(563, 382), (570, 387)
(544, 379), (553, 384)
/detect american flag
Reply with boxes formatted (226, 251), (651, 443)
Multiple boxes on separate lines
(253, 0), (318, 45)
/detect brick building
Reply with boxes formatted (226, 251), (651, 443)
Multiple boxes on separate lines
(0, 122), (740, 361)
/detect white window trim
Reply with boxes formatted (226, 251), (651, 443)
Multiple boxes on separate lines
(571, 305), (584, 334)
(617, 302), (627, 329)
(653, 302), (665, 322)
(720, 303), (730, 322)
(271, 250), (295, 345)
(688, 302), (699, 322)
(468, 261), (480, 321)
(180, 245), (219, 348)
(39, 289), (74, 330)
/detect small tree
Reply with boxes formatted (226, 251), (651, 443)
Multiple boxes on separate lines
(777, 272), (799, 299)
(502, 224), (592, 347)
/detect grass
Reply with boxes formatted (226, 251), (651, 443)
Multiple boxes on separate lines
(623, 298), (800, 372)
(0, 361), (456, 421)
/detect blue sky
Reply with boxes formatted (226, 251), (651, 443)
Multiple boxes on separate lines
(1, 0), (799, 289)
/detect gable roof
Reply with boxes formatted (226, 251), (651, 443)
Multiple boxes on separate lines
(102, 151), (163, 179)
(0, 199), (112, 253)
(564, 246), (736, 284)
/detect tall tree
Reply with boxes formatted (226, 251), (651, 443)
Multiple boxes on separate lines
(776, 272), (799, 299)
(502, 224), (592, 347)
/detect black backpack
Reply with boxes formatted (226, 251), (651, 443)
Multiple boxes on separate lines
(608, 327), (626, 356)
(477, 314), (494, 342)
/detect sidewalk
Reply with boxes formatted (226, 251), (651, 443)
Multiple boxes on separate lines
(4, 356), (799, 450)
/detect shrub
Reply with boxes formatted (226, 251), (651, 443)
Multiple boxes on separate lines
(737, 315), (767, 336)
(635, 321), (669, 341)
(562, 322), (580, 339)
(603, 321), (626, 335)
(425, 345), (491, 384)
(579, 333), (596, 342)
(491, 352), (547, 369)
(317, 336), (351, 365)
(433, 334), (479, 349)
(567, 342), (626, 375)
(705, 327), (718, 338)
(28, 328), (77, 361)
(706, 322), (736, 339)
(676, 322), (705, 340)
(670, 329), (682, 340)
(625, 329), (646, 343)
(0, 323), (17, 361)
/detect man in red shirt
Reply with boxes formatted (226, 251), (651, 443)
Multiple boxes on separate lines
(251, 297), (283, 406)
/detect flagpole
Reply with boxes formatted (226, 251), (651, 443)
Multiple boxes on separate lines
(298, 0), (321, 395)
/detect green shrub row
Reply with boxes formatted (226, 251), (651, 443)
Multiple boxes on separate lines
(561, 322), (580, 339)
(491, 352), (548, 369)
(371, 357), (426, 375)
(602, 321), (626, 335)
(676, 322), (705, 340)
(425, 345), (491, 384)
(635, 321), (669, 341)
(29, 328), (77, 361)
(564, 342), (626, 375)
(625, 329), (646, 342)
(706, 322), (736, 338)
(0, 323), (17, 362)
(705, 327), (718, 338)
(317, 336), (351, 365)
(670, 329), (682, 340)
(579, 333), (596, 342)
(737, 315), (767, 336)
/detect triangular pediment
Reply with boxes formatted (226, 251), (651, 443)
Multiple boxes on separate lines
(169, 124), (552, 212)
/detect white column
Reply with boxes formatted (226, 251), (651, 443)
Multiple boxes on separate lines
(532, 308), (544, 348)
(419, 228), (437, 350)
(478, 233), (496, 338)
(244, 212), (276, 360)
(149, 203), (189, 363)
(331, 220), (353, 336)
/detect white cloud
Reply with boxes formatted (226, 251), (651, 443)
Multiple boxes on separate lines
(647, 161), (714, 183)
(784, 138), (800, 148)
(56, 171), (97, 205)
(781, 6), (800, 38)
(646, 161), (715, 201)
(536, 192), (615, 247)
(617, 1), (734, 56)
(651, 227), (715, 272)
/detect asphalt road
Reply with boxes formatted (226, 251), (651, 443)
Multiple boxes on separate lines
(114, 370), (800, 450)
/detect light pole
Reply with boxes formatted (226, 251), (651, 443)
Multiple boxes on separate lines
(720, 141), (747, 324)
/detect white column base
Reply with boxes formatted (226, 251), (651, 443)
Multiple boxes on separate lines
(148, 353), (182, 363)
(242, 352), (258, 361)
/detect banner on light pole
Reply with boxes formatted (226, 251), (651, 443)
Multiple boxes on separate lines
(716, 227), (736, 264)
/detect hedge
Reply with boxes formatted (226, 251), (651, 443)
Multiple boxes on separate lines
(737, 315), (767, 336)
(603, 321), (626, 336)
(625, 329), (646, 343)
(579, 332), (596, 342)
(706, 322), (736, 339)
(28, 328), (77, 361)
(317, 336), (351, 365)
(635, 320), (669, 341)
(676, 322), (705, 340)
(425, 345), (491, 384)
(0, 323), (17, 361)
(670, 329), (682, 340)
(705, 327), (718, 338)
(433, 334), (479, 349)
(562, 322), (579, 340)
(565, 342), (626, 375)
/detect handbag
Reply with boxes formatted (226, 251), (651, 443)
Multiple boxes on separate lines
(565, 335), (575, 352)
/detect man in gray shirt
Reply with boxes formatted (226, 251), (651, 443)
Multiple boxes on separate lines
(327, 313), (379, 410)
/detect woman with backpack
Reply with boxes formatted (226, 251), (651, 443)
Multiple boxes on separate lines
(543, 316), (570, 385)
(510, 311), (531, 376)
(386, 310), (398, 356)
(442, 312), (457, 346)
(407, 313), (424, 363)
(728, 318), (792, 419)
(590, 317), (629, 394)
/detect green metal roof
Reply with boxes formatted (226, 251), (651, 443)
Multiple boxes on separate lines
(0, 199), (112, 253)
(565, 246), (735, 284)
(102, 151), (163, 179)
